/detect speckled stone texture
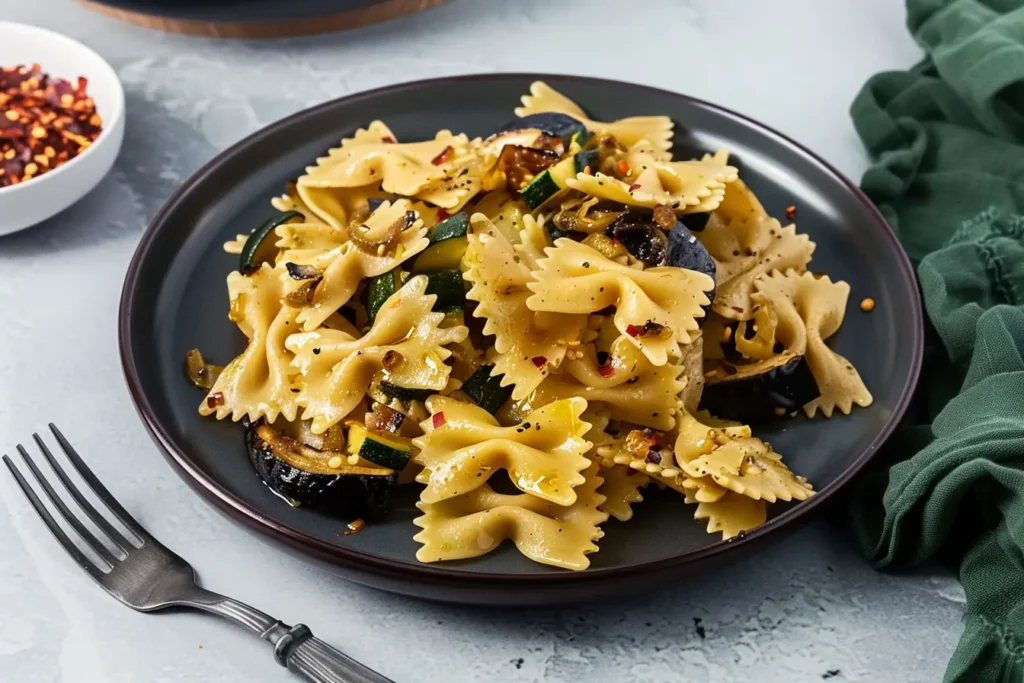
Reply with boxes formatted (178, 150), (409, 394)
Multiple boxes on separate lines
(0, 1), (964, 681)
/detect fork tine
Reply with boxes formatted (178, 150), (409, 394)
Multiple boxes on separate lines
(3, 454), (108, 582)
(16, 445), (121, 567)
(33, 433), (134, 552)
(48, 424), (150, 542)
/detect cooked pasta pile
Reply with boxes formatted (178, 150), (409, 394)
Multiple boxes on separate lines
(194, 81), (873, 570)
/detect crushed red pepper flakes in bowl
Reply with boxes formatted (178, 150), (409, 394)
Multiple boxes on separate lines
(0, 64), (102, 188)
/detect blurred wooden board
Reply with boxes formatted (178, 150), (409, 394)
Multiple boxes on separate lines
(77, 0), (448, 39)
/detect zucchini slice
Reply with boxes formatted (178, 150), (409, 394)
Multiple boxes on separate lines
(379, 380), (436, 403)
(570, 129), (593, 148)
(347, 423), (413, 470)
(520, 156), (577, 210)
(574, 148), (599, 174)
(493, 113), (586, 142)
(460, 364), (513, 414)
(245, 419), (397, 520)
(425, 268), (466, 312)
(412, 237), (468, 273)
(239, 211), (303, 274)
(425, 212), (469, 245)
(700, 353), (821, 423)
(366, 269), (409, 322)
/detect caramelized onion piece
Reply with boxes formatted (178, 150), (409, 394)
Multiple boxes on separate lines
(184, 348), (223, 390)
(343, 210), (416, 255)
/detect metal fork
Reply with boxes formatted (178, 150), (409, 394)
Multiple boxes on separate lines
(3, 424), (394, 683)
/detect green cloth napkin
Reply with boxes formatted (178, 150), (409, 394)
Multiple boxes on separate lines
(849, 0), (1024, 680)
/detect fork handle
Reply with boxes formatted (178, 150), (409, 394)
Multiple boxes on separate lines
(263, 622), (395, 683)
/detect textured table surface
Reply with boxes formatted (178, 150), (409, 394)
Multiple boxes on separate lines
(0, 1), (965, 681)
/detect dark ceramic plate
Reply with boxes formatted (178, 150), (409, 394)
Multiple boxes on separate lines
(119, 74), (923, 605)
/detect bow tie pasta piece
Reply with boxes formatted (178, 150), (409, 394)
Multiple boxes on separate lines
(580, 403), (615, 450)
(693, 492), (767, 540)
(526, 238), (714, 366)
(699, 177), (771, 259)
(515, 80), (674, 155)
(272, 181), (329, 226)
(414, 144), (486, 212)
(298, 122), (470, 198)
(464, 214), (587, 400)
(566, 146), (737, 213)
(413, 396), (592, 505)
(274, 221), (348, 263)
(515, 213), (551, 271)
(596, 461), (649, 522)
(199, 264), (300, 424)
(223, 234), (249, 255)
(295, 200), (429, 331)
(286, 275), (467, 434)
(530, 337), (685, 431)
(698, 179), (816, 320)
(295, 183), (393, 230)
(680, 434), (813, 503)
(578, 404), (651, 521)
(712, 223), (815, 321)
(752, 270), (873, 417)
(413, 459), (608, 570)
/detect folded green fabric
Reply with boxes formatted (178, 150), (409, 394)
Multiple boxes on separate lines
(850, 1), (1024, 680)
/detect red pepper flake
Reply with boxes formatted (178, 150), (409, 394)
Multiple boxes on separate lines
(436, 208), (450, 221)
(343, 519), (365, 536)
(617, 160), (632, 176)
(531, 356), (547, 369)
(625, 324), (642, 337)
(431, 145), (454, 166)
(432, 412), (447, 429)
(206, 392), (225, 409)
(628, 183), (642, 193)
(381, 135), (396, 144)
(785, 205), (797, 221)
(0, 64), (103, 188)
(598, 364), (614, 377)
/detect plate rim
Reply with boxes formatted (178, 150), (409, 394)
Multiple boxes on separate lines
(118, 72), (924, 585)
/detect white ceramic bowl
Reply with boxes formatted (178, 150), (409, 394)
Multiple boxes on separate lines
(0, 21), (125, 236)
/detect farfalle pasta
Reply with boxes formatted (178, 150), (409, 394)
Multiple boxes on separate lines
(188, 80), (870, 570)
(527, 238), (714, 366)
(413, 396), (591, 505)
(752, 270), (873, 417)
(414, 458), (607, 570)
(287, 275), (467, 433)
(294, 200), (430, 331)
(566, 147), (737, 213)
(515, 81), (674, 154)
(463, 214), (586, 400)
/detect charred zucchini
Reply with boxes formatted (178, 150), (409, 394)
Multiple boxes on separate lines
(605, 212), (669, 266)
(425, 268), (466, 312)
(699, 353), (821, 423)
(245, 419), (397, 520)
(460, 364), (513, 414)
(239, 211), (303, 274)
(492, 112), (587, 142)
(378, 380), (436, 403)
(347, 423), (412, 470)
(366, 269), (409, 321)
(667, 220), (717, 310)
